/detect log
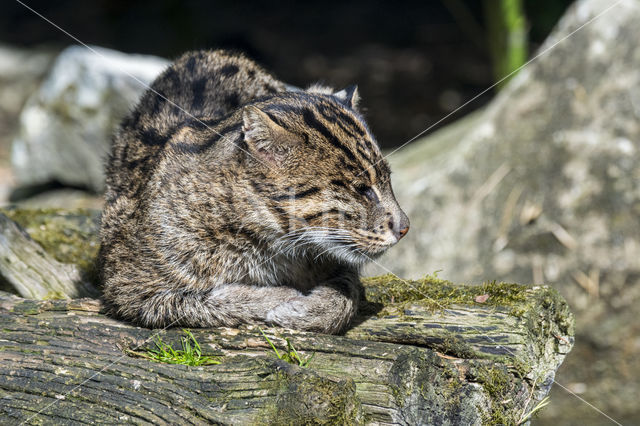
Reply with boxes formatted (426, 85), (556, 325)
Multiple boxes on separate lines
(0, 210), (98, 299)
(0, 209), (574, 424)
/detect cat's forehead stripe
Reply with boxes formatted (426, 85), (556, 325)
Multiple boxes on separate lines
(301, 107), (359, 164)
(261, 94), (387, 186)
(315, 102), (366, 138)
(317, 107), (362, 140)
(318, 100), (384, 184)
(314, 103), (375, 165)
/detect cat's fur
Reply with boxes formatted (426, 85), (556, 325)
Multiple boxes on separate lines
(99, 50), (409, 334)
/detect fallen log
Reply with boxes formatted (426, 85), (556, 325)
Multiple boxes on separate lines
(0, 208), (99, 299)
(0, 209), (574, 424)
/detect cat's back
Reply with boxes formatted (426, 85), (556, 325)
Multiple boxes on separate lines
(135, 50), (286, 133)
(104, 50), (286, 203)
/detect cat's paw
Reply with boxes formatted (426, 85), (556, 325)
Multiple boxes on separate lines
(265, 299), (309, 327)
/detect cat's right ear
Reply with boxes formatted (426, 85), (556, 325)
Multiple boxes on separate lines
(333, 85), (360, 110)
(242, 106), (295, 166)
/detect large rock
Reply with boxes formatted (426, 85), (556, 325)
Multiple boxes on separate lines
(0, 208), (100, 298)
(10, 46), (168, 192)
(372, 0), (639, 423)
(0, 44), (56, 205)
(0, 44), (55, 149)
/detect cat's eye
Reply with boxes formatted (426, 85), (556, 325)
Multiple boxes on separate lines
(355, 184), (379, 203)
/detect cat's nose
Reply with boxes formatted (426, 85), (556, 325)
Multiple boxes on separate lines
(389, 210), (410, 241)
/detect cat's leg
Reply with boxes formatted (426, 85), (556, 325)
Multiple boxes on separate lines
(106, 265), (361, 334)
(265, 272), (363, 334)
(135, 284), (303, 329)
(136, 276), (361, 334)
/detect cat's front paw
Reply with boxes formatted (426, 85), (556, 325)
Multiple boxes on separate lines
(265, 296), (350, 334)
(265, 299), (309, 328)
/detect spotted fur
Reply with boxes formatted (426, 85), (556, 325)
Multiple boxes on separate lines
(99, 50), (409, 334)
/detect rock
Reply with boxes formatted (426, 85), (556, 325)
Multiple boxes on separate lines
(10, 45), (168, 192)
(11, 188), (104, 210)
(372, 0), (640, 422)
(0, 44), (56, 206)
(0, 44), (55, 151)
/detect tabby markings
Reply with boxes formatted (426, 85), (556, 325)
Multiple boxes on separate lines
(302, 108), (359, 164)
(268, 186), (321, 201)
(219, 64), (239, 77)
(140, 128), (169, 146)
(171, 122), (242, 154)
(303, 208), (355, 222)
(225, 93), (240, 109)
(185, 56), (197, 73)
(330, 179), (347, 188)
(315, 103), (365, 139)
(191, 77), (208, 110)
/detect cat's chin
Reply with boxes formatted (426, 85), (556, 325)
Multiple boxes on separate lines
(322, 244), (387, 268)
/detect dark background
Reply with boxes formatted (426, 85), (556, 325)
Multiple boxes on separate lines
(2, 0), (573, 148)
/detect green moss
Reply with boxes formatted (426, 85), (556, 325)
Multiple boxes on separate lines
(44, 291), (67, 300)
(470, 364), (518, 425)
(389, 381), (412, 409)
(438, 365), (465, 415)
(11, 299), (43, 315)
(507, 358), (531, 380)
(477, 366), (510, 397)
(1, 208), (101, 284)
(362, 273), (528, 313)
(437, 335), (478, 359)
(527, 287), (575, 340)
(359, 273), (572, 364)
(265, 365), (363, 425)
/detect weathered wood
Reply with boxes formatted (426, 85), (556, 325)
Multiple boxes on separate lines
(0, 209), (574, 424)
(0, 212), (98, 299)
(0, 280), (573, 425)
(354, 275), (573, 403)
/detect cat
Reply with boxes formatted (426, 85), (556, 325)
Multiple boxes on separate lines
(99, 50), (409, 334)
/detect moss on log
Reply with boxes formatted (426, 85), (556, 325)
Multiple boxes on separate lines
(1, 207), (100, 284)
(0, 211), (98, 299)
(0, 209), (574, 424)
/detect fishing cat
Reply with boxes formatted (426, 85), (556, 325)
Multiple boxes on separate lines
(99, 50), (409, 334)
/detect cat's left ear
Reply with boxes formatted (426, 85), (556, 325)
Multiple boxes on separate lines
(333, 85), (360, 110)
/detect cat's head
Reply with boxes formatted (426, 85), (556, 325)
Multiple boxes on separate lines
(240, 89), (409, 266)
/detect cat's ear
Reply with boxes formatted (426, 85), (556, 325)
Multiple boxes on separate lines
(333, 85), (360, 110)
(242, 106), (295, 166)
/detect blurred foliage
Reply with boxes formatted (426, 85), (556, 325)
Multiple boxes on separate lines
(444, 0), (574, 89)
(0, 0), (574, 147)
(484, 0), (528, 88)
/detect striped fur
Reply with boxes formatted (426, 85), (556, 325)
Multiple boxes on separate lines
(99, 50), (409, 334)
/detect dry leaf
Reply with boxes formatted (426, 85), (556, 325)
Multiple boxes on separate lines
(475, 294), (489, 303)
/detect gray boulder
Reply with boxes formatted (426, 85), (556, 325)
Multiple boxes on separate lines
(0, 44), (56, 205)
(0, 44), (55, 147)
(371, 0), (640, 423)
(11, 45), (168, 192)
